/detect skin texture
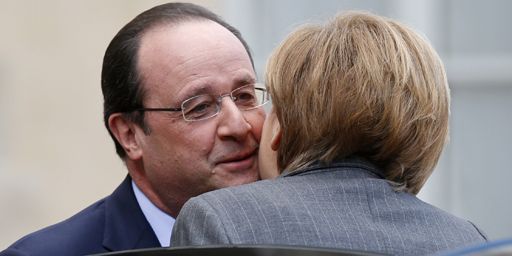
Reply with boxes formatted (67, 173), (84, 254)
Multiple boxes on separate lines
(109, 20), (265, 217)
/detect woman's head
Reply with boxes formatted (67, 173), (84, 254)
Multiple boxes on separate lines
(264, 12), (449, 194)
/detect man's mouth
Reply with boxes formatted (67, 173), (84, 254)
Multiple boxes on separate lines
(215, 149), (257, 172)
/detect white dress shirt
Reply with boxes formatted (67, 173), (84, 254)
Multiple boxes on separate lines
(132, 181), (175, 247)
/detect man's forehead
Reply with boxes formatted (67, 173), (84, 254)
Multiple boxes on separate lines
(136, 20), (254, 104)
(139, 19), (234, 51)
(137, 20), (249, 71)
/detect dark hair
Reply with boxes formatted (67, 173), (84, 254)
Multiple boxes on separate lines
(101, 2), (254, 158)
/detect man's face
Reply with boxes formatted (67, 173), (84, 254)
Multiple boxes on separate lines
(133, 20), (265, 216)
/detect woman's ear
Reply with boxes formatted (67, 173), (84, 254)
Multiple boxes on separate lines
(258, 110), (281, 179)
(108, 113), (143, 160)
(270, 119), (281, 151)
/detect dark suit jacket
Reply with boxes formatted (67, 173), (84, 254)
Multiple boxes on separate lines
(1, 176), (160, 256)
(172, 158), (487, 256)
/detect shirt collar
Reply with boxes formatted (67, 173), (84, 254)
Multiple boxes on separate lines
(131, 180), (175, 247)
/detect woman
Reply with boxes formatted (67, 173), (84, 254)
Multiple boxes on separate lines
(171, 12), (487, 255)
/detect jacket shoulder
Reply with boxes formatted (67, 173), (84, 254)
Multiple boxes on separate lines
(2, 198), (107, 256)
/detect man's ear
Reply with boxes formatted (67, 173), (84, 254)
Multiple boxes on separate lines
(270, 118), (281, 151)
(108, 113), (143, 160)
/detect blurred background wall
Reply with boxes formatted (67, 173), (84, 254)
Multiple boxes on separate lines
(1, 0), (511, 248)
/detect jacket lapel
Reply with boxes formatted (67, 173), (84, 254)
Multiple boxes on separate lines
(102, 175), (160, 251)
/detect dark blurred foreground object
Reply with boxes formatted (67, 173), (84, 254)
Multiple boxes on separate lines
(91, 244), (388, 256)
(436, 239), (512, 256)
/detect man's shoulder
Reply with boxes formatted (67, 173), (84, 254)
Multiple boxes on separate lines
(2, 197), (108, 256)
(2, 176), (160, 255)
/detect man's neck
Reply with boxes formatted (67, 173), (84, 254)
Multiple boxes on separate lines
(131, 180), (175, 246)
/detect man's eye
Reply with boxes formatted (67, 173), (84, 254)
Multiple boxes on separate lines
(188, 103), (211, 114)
(235, 92), (256, 101)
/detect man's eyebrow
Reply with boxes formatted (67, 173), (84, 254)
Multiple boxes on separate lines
(176, 74), (256, 103)
(235, 75), (257, 86)
(179, 86), (213, 102)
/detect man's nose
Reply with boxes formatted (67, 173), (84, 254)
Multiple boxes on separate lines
(216, 97), (252, 141)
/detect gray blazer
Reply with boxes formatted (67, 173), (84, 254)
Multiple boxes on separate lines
(171, 159), (487, 255)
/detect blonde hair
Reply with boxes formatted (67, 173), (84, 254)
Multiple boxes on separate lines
(266, 12), (449, 194)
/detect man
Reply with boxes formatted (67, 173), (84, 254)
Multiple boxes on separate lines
(1, 2), (266, 255)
